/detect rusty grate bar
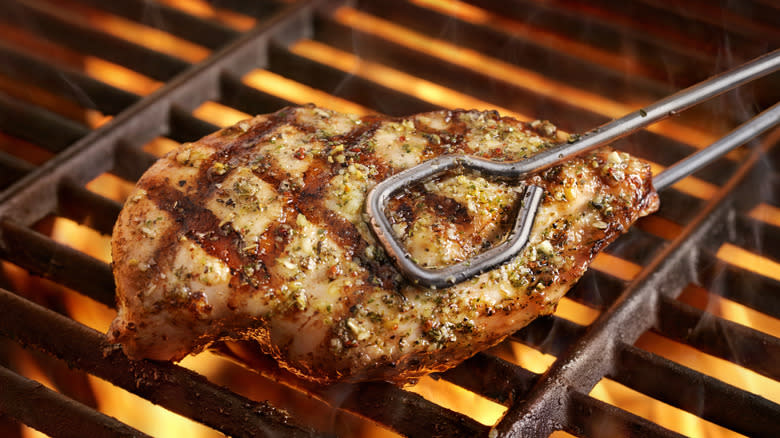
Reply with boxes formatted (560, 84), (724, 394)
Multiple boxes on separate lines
(0, 286), (326, 438)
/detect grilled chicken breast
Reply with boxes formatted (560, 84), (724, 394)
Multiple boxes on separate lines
(109, 105), (658, 383)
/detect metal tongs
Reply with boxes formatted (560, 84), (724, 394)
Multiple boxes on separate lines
(366, 49), (780, 289)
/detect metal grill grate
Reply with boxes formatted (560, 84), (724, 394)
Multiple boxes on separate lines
(0, 0), (778, 437)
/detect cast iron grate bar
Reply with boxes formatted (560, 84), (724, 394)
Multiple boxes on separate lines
(291, 20), (742, 186)
(611, 342), (780, 437)
(0, 152), (35, 190)
(696, 255), (780, 319)
(602, 227), (668, 266)
(0, 42), (140, 115)
(654, 294), (780, 381)
(207, 0), (285, 20)
(219, 73), (296, 117)
(0, 220), (116, 308)
(267, 42), (439, 116)
(0, 0), (319, 227)
(212, 342), (488, 438)
(438, 353), (539, 406)
(112, 142), (160, 183)
(74, 0), (242, 50)
(565, 270), (628, 310)
(354, 0), (681, 95)
(651, 189), (707, 226)
(624, 0), (780, 49)
(464, 0), (766, 65)
(311, 13), (606, 130)
(2, 0), (191, 82)
(2, 213), (490, 436)
(567, 391), (686, 438)
(0, 287), (326, 438)
(733, 215), (780, 261)
(512, 316), (586, 358)
(0, 364), (151, 438)
(169, 106), (222, 142)
(0, 93), (89, 154)
(646, 0), (780, 41)
(57, 180), (123, 237)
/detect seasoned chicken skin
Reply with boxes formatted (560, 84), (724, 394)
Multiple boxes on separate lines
(109, 105), (658, 383)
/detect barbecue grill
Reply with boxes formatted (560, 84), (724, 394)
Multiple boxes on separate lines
(0, 0), (778, 437)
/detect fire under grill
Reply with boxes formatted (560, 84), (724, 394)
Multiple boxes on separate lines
(0, 0), (778, 437)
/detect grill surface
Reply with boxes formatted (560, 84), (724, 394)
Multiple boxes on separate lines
(0, 0), (778, 437)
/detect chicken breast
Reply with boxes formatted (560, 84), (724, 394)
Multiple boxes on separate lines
(108, 105), (658, 383)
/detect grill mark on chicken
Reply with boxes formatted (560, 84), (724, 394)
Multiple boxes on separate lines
(141, 178), (297, 302)
(426, 192), (472, 224)
(298, 163), (399, 290)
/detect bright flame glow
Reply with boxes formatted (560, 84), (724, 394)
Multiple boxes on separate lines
(0, 75), (106, 127)
(591, 253), (642, 281)
(49, 0), (209, 63)
(750, 203), (780, 228)
(636, 215), (683, 241)
(15, 348), (58, 438)
(678, 285), (780, 341)
(409, 0), (650, 79)
(507, 342), (557, 374)
(336, 7), (719, 149)
(86, 375), (220, 438)
(556, 298), (600, 326)
(590, 378), (747, 438)
(291, 40), (532, 121)
(243, 69), (375, 115)
(8, 2), (773, 435)
(406, 377), (507, 426)
(637, 331), (780, 405)
(717, 243), (780, 282)
(156, 0), (256, 30)
(193, 101), (252, 127)
(143, 137), (181, 157)
(84, 57), (162, 96)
